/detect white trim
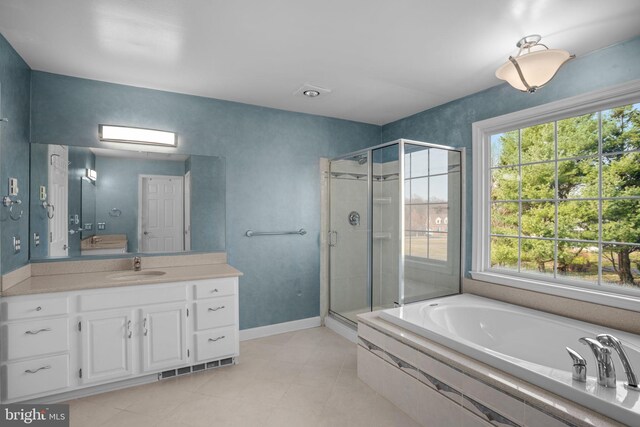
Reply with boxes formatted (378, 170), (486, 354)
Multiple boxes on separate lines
(472, 80), (640, 313)
(238, 316), (321, 341)
(325, 315), (357, 343)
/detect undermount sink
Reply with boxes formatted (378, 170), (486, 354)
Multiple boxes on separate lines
(109, 270), (167, 281)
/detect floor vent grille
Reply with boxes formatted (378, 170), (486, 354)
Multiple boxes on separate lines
(158, 357), (236, 380)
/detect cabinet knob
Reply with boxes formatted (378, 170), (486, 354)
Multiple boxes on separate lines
(36, 306), (42, 311)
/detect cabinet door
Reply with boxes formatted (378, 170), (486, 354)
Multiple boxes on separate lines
(142, 304), (188, 372)
(80, 310), (134, 384)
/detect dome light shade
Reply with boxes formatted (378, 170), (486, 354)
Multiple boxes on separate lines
(496, 35), (575, 93)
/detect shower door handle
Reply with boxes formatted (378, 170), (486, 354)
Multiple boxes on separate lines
(328, 231), (338, 247)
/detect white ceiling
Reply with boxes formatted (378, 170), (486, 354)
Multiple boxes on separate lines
(1, 0), (639, 125)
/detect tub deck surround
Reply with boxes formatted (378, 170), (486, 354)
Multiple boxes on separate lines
(357, 310), (626, 427)
(0, 252), (240, 297)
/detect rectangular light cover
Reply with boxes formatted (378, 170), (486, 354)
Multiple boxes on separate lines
(99, 125), (177, 147)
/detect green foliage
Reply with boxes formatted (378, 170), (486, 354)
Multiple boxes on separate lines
(490, 104), (640, 286)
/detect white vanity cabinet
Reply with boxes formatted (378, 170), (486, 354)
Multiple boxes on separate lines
(0, 276), (239, 403)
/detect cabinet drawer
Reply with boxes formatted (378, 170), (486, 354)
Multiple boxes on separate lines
(195, 326), (237, 362)
(195, 296), (235, 330)
(5, 317), (69, 360)
(193, 278), (236, 299)
(4, 354), (69, 400)
(2, 297), (69, 321)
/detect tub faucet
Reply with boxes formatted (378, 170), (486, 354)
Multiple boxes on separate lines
(566, 347), (587, 382)
(580, 337), (616, 388)
(597, 334), (639, 391)
(133, 256), (142, 271)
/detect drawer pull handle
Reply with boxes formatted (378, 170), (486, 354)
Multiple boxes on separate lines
(25, 328), (52, 335)
(36, 306), (42, 311)
(127, 320), (132, 339)
(208, 306), (225, 312)
(211, 289), (219, 293)
(143, 317), (148, 336)
(25, 365), (51, 374)
(209, 336), (225, 342)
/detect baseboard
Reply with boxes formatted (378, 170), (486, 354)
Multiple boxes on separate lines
(325, 315), (357, 343)
(239, 316), (321, 341)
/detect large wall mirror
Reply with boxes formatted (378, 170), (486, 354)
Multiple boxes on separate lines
(29, 144), (225, 260)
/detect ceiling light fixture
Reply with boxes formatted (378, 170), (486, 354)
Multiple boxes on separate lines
(495, 35), (575, 93)
(99, 124), (177, 147)
(303, 89), (321, 98)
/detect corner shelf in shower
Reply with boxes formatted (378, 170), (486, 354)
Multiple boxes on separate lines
(373, 197), (392, 205)
(373, 232), (392, 240)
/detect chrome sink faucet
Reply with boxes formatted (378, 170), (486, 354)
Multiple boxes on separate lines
(597, 334), (639, 391)
(580, 337), (616, 388)
(133, 256), (142, 271)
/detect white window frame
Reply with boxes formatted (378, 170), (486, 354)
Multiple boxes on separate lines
(471, 79), (640, 312)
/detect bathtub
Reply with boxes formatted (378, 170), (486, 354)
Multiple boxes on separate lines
(379, 294), (640, 426)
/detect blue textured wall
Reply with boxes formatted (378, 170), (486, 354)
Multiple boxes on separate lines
(189, 155), (226, 252)
(0, 34), (30, 274)
(29, 71), (380, 329)
(382, 36), (640, 277)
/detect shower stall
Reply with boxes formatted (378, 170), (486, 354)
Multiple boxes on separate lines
(327, 139), (464, 325)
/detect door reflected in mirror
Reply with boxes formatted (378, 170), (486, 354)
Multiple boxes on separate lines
(29, 144), (226, 260)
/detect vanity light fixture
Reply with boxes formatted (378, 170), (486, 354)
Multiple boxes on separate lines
(495, 35), (575, 93)
(99, 124), (177, 147)
(85, 168), (97, 182)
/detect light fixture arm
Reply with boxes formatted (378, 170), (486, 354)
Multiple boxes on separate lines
(508, 56), (535, 93)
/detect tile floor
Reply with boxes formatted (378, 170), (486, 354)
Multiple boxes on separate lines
(66, 326), (421, 427)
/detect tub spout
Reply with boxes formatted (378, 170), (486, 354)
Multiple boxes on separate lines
(580, 337), (616, 388)
(597, 334), (639, 391)
(566, 347), (587, 382)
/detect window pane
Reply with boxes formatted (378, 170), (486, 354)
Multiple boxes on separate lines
(602, 152), (640, 198)
(521, 202), (555, 238)
(410, 149), (429, 177)
(411, 177), (428, 202)
(490, 237), (518, 270)
(521, 163), (554, 199)
(558, 200), (598, 241)
(602, 200), (640, 244)
(521, 122), (554, 163)
(409, 205), (428, 231)
(557, 113), (598, 159)
(404, 205), (411, 230)
(404, 154), (411, 178)
(491, 130), (519, 167)
(429, 232), (447, 261)
(429, 175), (448, 202)
(404, 179), (411, 203)
(491, 202), (518, 236)
(602, 104), (640, 153)
(405, 231), (411, 256)
(521, 239), (554, 276)
(557, 158), (598, 199)
(491, 167), (519, 200)
(602, 244), (640, 288)
(429, 204), (448, 232)
(557, 241), (598, 283)
(430, 149), (450, 175)
(409, 231), (428, 258)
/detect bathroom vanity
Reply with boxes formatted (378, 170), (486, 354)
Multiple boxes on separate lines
(0, 256), (241, 403)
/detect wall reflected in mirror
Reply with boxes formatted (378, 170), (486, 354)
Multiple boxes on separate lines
(30, 144), (225, 260)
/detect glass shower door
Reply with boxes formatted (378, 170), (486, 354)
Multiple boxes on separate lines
(328, 155), (370, 323)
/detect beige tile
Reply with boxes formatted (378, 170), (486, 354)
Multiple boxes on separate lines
(415, 380), (461, 427)
(237, 378), (291, 406)
(99, 410), (159, 427)
(358, 323), (388, 350)
(167, 395), (239, 427)
(67, 399), (121, 426)
(195, 370), (252, 399)
(252, 331), (297, 346)
(294, 364), (341, 388)
(462, 375), (524, 426)
(85, 384), (142, 409)
(267, 407), (321, 427)
(275, 344), (317, 364)
(277, 383), (332, 416)
(120, 382), (195, 418)
(255, 359), (305, 383)
(460, 407), (494, 427)
(524, 403), (569, 427)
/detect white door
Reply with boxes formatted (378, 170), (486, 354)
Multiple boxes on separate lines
(48, 145), (68, 257)
(184, 171), (191, 251)
(140, 175), (184, 253)
(141, 304), (188, 372)
(79, 310), (134, 384)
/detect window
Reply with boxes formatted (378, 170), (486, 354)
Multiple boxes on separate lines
(473, 81), (640, 309)
(404, 147), (460, 263)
